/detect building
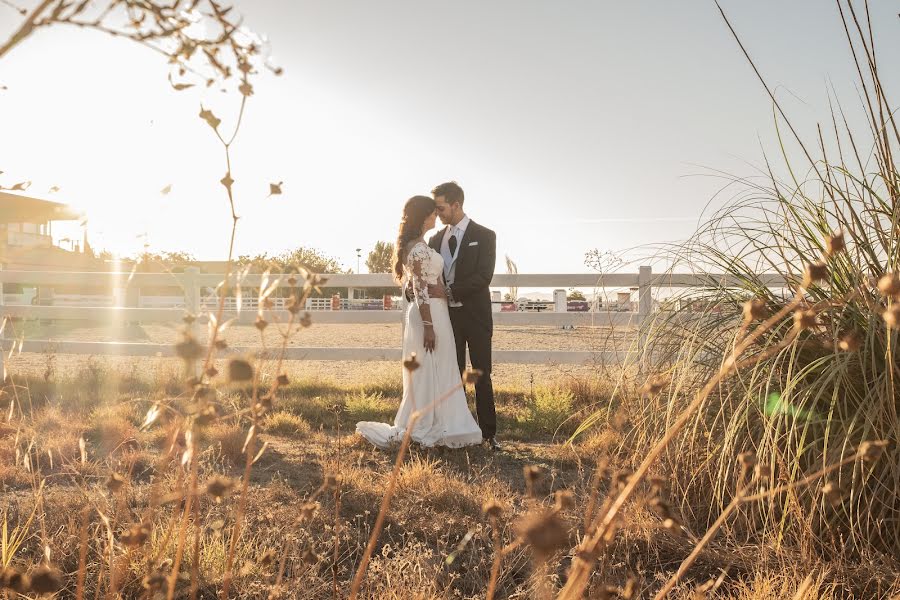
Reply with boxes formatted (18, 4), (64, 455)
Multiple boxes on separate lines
(0, 190), (97, 271)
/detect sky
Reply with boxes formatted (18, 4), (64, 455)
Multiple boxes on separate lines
(1, 1), (899, 274)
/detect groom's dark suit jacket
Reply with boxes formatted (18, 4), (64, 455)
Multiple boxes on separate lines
(428, 220), (497, 332)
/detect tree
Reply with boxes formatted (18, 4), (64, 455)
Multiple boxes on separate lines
(237, 247), (349, 297)
(366, 241), (394, 273)
(237, 247), (346, 275)
(567, 289), (586, 301)
(363, 241), (399, 299)
(135, 250), (197, 272)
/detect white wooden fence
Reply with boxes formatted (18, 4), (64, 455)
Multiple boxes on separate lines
(0, 267), (788, 367)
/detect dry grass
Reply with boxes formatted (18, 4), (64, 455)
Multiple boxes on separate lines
(0, 356), (895, 598)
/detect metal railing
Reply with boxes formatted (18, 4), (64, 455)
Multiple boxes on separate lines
(0, 267), (787, 367)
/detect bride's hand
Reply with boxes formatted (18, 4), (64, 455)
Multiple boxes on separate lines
(423, 325), (436, 353)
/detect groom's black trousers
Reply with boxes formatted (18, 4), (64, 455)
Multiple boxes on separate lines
(449, 306), (496, 439)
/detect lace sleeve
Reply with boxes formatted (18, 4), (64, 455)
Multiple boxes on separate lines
(407, 243), (432, 307)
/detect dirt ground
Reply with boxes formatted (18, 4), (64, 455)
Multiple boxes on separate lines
(4, 322), (637, 388)
(13, 320), (637, 351)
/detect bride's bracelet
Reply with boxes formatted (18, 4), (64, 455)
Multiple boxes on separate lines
(422, 320), (433, 326)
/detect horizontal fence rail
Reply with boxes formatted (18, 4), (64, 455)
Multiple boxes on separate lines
(0, 267), (786, 367)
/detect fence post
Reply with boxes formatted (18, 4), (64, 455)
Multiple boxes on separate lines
(638, 266), (652, 319)
(638, 265), (652, 372)
(184, 267), (201, 334)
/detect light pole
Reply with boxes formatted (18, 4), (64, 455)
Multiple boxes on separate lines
(355, 248), (362, 300)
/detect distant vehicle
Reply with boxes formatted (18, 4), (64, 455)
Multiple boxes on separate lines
(567, 300), (590, 312)
(518, 300), (554, 312)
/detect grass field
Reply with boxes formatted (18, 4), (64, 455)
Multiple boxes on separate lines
(1, 341), (897, 598)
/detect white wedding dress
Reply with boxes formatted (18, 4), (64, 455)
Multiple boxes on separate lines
(356, 242), (483, 449)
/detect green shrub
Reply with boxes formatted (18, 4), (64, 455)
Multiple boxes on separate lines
(527, 388), (574, 437)
(344, 391), (394, 422)
(262, 411), (311, 436)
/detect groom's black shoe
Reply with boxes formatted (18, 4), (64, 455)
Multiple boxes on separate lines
(484, 437), (502, 451)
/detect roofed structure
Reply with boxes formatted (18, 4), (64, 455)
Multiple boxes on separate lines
(0, 190), (83, 223)
(0, 190), (99, 271)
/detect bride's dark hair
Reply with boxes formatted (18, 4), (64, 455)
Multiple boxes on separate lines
(393, 195), (436, 282)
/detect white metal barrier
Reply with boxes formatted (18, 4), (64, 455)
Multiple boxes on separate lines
(0, 267), (788, 366)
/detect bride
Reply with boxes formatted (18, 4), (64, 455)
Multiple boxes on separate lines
(355, 196), (484, 449)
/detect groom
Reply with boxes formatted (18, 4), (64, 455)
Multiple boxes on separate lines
(427, 181), (500, 450)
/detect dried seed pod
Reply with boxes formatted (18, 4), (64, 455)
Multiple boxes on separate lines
(256, 393), (274, 413)
(142, 571), (167, 591)
(1, 567), (31, 593)
(121, 522), (152, 548)
(661, 518), (681, 535)
(793, 309), (817, 331)
(300, 547), (320, 565)
(822, 482), (843, 506)
(323, 474), (341, 489)
(825, 231), (845, 256)
(254, 316), (269, 331)
(804, 261), (828, 286)
(754, 464), (772, 479)
(276, 373), (289, 386)
(106, 472), (127, 494)
(515, 510), (568, 558)
(482, 499), (504, 518)
(648, 496), (675, 521)
(883, 304), (900, 329)
(858, 440), (888, 462)
(257, 549), (277, 567)
(28, 566), (63, 594)
(738, 451), (757, 468)
(174, 335), (203, 361)
(622, 575), (639, 599)
(402, 353), (420, 372)
(877, 273), (900, 297)
(554, 489), (575, 511)
(837, 331), (862, 352)
(182, 313), (197, 325)
(193, 404), (220, 427)
(287, 276), (298, 287)
(298, 502), (318, 522)
(286, 295), (301, 315)
(214, 339), (228, 350)
(639, 375), (666, 396)
(205, 366), (219, 378)
(612, 470), (631, 490)
(154, 491), (184, 506)
(523, 465), (543, 485)
(299, 312), (313, 328)
(463, 368), (483, 384)
(742, 298), (768, 322)
(205, 476), (236, 500)
(227, 357), (254, 382)
(647, 475), (666, 492)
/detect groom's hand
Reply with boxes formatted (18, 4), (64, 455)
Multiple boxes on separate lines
(427, 284), (447, 299)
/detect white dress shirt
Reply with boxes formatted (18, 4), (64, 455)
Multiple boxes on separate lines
(440, 215), (470, 307)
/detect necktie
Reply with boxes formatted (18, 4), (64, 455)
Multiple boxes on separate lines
(448, 232), (458, 256)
